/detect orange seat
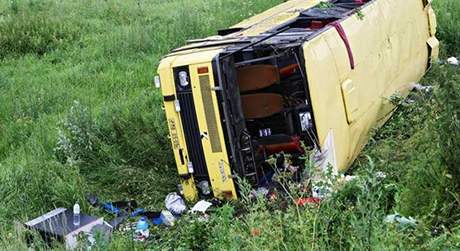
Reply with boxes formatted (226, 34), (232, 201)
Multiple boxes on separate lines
(237, 65), (280, 92)
(241, 93), (284, 119)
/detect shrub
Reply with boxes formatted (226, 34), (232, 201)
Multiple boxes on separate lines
(54, 100), (100, 166)
(55, 92), (173, 169)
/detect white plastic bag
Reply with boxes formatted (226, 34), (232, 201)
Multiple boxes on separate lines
(165, 192), (187, 215)
(160, 210), (176, 226)
(447, 57), (459, 66)
(191, 200), (213, 213)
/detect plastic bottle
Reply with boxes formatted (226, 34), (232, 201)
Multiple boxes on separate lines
(73, 203), (80, 226)
(135, 217), (150, 240)
(136, 217), (149, 231)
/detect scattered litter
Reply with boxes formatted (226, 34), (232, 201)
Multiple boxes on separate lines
(250, 228), (262, 237)
(134, 217), (150, 242)
(152, 217), (163, 226)
(197, 180), (212, 195)
(24, 208), (112, 249)
(140, 211), (161, 219)
(165, 192), (187, 215)
(384, 213), (417, 229)
(120, 222), (136, 233)
(160, 210), (176, 227)
(447, 57), (459, 66)
(73, 203), (81, 226)
(86, 194), (182, 230)
(102, 203), (121, 216)
(130, 208), (145, 217)
(376, 171), (387, 179)
(100, 200), (138, 216)
(343, 175), (358, 182)
(411, 83), (433, 93)
(406, 98), (416, 104)
(295, 197), (321, 206)
(312, 184), (333, 199)
(191, 200), (213, 213)
(94, 199), (141, 229)
(87, 194), (99, 207)
(109, 215), (128, 229)
(249, 187), (270, 199)
(197, 214), (210, 222)
(138, 211), (162, 226)
(268, 190), (278, 202)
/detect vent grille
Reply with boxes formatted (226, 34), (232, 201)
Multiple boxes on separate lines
(199, 75), (222, 153)
(175, 68), (208, 178)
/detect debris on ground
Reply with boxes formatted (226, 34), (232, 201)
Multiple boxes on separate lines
(191, 200), (213, 213)
(384, 213), (417, 229)
(250, 228), (262, 237)
(197, 180), (212, 195)
(85, 196), (143, 229)
(343, 175), (358, 182)
(160, 210), (176, 226)
(134, 217), (150, 242)
(375, 171), (387, 179)
(110, 215), (129, 229)
(249, 187), (270, 199)
(447, 57), (459, 66)
(411, 83), (433, 93)
(102, 200), (138, 216)
(24, 208), (112, 249)
(165, 192), (187, 215)
(295, 197), (321, 206)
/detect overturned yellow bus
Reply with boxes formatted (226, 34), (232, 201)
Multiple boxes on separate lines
(156, 0), (439, 201)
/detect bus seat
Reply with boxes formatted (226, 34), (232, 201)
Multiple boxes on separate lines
(237, 65), (280, 92)
(241, 93), (284, 119)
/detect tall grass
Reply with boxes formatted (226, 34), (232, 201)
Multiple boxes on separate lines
(0, 0), (282, 231)
(0, 0), (459, 250)
(433, 0), (460, 56)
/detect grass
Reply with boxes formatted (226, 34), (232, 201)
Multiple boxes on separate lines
(0, 0), (282, 219)
(0, 0), (459, 250)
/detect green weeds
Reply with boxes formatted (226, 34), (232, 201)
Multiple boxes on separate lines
(433, 0), (460, 56)
(0, 0), (282, 241)
(0, 0), (459, 250)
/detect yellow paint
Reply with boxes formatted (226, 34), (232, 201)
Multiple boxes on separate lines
(188, 63), (238, 199)
(341, 79), (359, 124)
(303, 0), (437, 171)
(158, 0), (437, 199)
(170, 0), (320, 54)
(158, 49), (238, 200)
(232, 0), (321, 37)
(158, 56), (199, 201)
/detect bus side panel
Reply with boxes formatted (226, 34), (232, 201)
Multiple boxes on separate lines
(303, 35), (351, 171)
(304, 0), (434, 171)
